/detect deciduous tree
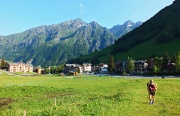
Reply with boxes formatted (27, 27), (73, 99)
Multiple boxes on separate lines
(126, 57), (134, 73)
(0, 58), (7, 69)
(154, 57), (163, 72)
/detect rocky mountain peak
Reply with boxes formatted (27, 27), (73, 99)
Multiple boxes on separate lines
(62, 18), (87, 29)
(110, 20), (142, 38)
(89, 21), (101, 28)
(135, 21), (143, 25)
(123, 20), (134, 27)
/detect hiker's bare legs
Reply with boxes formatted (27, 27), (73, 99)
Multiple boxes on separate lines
(149, 94), (151, 101)
(152, 95), (155, 103)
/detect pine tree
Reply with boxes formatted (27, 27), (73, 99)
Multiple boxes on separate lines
(162, 51), (170, 71)
(107, 55), (116, 73)
(175, 51), (180, 72)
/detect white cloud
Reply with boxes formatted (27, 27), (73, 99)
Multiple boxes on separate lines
(79, 3), (85, 15)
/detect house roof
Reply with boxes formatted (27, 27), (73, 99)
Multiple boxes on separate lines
(83, 63), (92, 66)
(9, 62), (33, 67)
(65, 64), (82, 67)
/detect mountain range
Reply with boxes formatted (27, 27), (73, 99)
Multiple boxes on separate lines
(70, 0), (180, 64)
(0, 19), (142, 66)
(110, 20), (142, 38)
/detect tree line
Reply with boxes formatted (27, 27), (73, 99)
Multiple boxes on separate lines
(42, 64), (65, 74)
(108, 51), (180, 75)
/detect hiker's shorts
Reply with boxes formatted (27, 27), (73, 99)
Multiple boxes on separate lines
(149, 90), (155, 96)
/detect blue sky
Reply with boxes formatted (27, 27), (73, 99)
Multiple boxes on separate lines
(0, 0), (175, 36)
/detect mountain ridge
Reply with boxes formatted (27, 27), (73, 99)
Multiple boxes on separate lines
(0, 18), (142, 66)
(110, 20), (143, 38)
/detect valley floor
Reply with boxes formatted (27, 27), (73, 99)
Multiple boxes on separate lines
(0, 70), (180, 115)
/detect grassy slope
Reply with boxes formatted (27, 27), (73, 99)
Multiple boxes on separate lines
(0, 71), (180, 115)
(114, 38), (180, 60)
(79, 38), (180, 63)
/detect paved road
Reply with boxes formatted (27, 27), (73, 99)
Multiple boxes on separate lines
(0, 69), (19, 76)
(1, 69), (179, 78)
(87, 73), (180, 78)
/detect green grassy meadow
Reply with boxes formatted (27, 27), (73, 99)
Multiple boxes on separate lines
(0, 71), (180, 116)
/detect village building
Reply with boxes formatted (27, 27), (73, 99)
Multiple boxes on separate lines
(8, 62), (33, 73)
(115, 61), (126, 73)
(134, 60), (148, 73)
(98, 63), (108, 73)
(64, 64), (82, 75)
(34, 66), (44, 74)
(82, 63), (92, 73)
(64, 63), (92, 74)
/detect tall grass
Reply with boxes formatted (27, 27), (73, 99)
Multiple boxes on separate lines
(0, 72), (180, 115)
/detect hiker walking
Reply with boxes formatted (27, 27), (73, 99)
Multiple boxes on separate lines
(147, 79), (157, 104)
